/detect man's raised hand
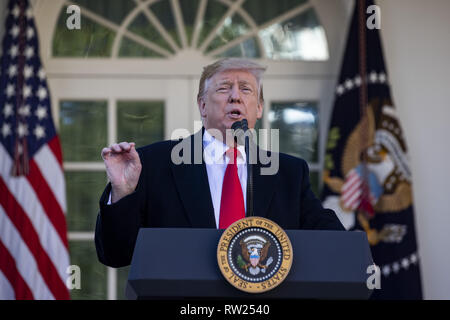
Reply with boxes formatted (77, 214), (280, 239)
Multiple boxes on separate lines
(101, 142), (142, 203)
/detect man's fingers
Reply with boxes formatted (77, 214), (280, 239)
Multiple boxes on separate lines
(101, 147), (111, 159)
(103, 142), (136, 158)
(109, 143), (119, 152)
(119, 142), (131, 151)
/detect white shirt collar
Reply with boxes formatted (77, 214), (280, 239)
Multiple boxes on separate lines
(203, 129), (246, 165)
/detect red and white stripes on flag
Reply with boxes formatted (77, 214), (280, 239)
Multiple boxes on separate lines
(0, 0), (70, 300)
(341, 168), (376, 213)
(0, 137), (70, 300)
(341, 168), (365, 210)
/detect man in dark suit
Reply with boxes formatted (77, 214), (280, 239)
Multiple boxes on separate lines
(95, 58), (344, 268)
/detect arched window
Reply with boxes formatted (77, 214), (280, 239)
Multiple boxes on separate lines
(52, 0), (328, 60)
(33, 0), (350, 300)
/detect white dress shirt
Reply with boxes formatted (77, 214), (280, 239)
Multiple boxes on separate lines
(107, 130), (247, 229)
(203, 130), (247, 228)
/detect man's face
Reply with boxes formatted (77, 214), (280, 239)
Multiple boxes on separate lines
(198, 69), (263, 142)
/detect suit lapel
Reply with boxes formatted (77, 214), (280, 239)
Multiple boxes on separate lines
(170, 130), (216, 228)
(251, 148), (279, 219)
(170, 130), (279, 226)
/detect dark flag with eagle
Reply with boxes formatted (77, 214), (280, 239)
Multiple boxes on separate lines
(321, 0), (422, 299)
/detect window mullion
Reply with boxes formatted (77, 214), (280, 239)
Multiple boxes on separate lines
(191, 0), (208, 48)
(63, 0), (172, 57)
(199, 0), (246, 53)
(108, 98), (117, 147)
(135, 0), (181, 53)
(207, 2), (312, 57)
(67, 232), (95, 241)
(64, 162), (105, 171)
(170, 0), (188, 48)
(112, 0), (152, 58)
(107, 267), (117, 300)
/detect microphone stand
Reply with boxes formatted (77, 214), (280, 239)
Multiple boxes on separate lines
(233, 120), (253, 218)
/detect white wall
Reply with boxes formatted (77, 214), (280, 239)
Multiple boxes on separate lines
(378, 0), (450, 299)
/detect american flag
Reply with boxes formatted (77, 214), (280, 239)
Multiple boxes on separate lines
(341, 165), (383, 216)
(0, 0), (70, 299)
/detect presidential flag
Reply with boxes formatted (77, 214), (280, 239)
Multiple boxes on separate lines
(321, 0), (422, 299)
(0, 0), (70, 299)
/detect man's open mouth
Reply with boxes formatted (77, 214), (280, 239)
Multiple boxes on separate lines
(227, 109), (242, 119)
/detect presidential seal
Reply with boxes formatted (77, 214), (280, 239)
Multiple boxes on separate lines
(217, 217), (293, 294)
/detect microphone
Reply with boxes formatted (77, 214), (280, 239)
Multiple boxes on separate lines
(231, 119), (254, 218)
(231, 120), (249, 145)
(241, 119), (248, 131)
(231, 120), (244, 145)
(231, 121), (242, 130)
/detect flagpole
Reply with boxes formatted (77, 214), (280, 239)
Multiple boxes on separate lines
(12, 0), (29, 176)
(358, 0), (370, 218)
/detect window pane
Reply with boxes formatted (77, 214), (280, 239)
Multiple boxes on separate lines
(117, 101), (164, 148)
(258, 8), (329, 60)
(242, 0), (307, 25)
(73, 0), (135, 25)
(206, 14), (250, 53)
(197, 0), (228, 46)
(150, 0), (181, 47)
(117, 266), (130, 300)
(216, 37), (260, 58)
(59, 101), (107, 161)
(269, 102), (319, 162)
(69, 241), (107, 300)
(53, 11), (116, 57)
(66, 171), (106, 232)
(119, 37), (165, 58)
(127, 13), (174, 53)
(309, 170), (320, 198)
(179, 0), (200, 45)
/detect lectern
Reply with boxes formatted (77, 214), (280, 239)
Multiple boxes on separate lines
(125, 228), (373, 299)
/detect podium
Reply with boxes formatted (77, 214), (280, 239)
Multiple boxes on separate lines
(125, 228), (374, 299)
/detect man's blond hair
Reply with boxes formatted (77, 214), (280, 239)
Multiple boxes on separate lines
(197, 58), (266, 103)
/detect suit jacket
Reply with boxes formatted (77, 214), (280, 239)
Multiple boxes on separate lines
(95, 130), (345, 267)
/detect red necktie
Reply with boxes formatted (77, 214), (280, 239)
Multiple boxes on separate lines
(219, 147), (246, 229)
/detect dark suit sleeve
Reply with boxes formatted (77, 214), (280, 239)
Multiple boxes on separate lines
(95, 152), (147, 268)
(299, 160), (345, 231)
